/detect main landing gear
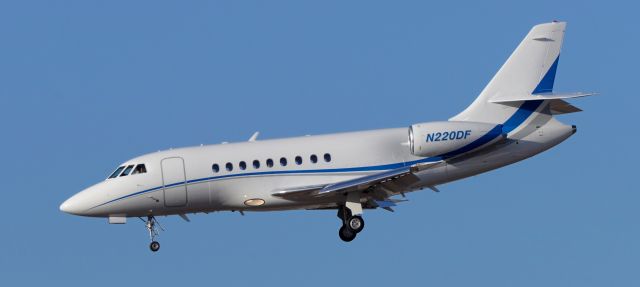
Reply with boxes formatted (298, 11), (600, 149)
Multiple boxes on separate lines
(337, 191), (366, 242)
(337, 205), (365, 242)
(141, 215), (164, 252)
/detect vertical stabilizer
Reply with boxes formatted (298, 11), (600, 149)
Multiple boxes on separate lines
(450, 22), (566, 129)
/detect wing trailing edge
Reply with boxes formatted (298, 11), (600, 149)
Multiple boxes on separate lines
(271, 161), (444, 200)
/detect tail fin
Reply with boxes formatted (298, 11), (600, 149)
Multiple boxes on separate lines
(450, 22), (566, 129)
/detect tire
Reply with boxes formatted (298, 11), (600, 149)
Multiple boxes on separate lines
(347, 216), (364, 233)
(339, 225), (356, 242)
(150, 241), (160, 252)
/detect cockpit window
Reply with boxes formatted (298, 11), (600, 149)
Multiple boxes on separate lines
(132, 164), (147, 174)
(120, 165), (135, 177)
(108, 166), (125, 179)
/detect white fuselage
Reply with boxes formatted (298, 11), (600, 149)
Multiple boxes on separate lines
(60, 111), (574, 218)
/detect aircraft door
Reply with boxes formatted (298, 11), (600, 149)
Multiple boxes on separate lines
(161, 157), (188, 207)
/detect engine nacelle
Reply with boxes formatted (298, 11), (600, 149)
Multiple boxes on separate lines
(409, 121), (503, 157)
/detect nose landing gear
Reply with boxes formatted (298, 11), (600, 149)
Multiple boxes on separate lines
(140, 215), (163, 252)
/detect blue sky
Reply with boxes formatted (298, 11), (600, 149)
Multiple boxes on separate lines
(1, 1), (637, 286)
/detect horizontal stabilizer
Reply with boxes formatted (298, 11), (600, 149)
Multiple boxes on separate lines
(549, 99), (582, 114)
(489, 92), (596, 103)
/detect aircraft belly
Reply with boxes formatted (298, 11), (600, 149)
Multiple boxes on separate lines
(184, 182), (209, 209)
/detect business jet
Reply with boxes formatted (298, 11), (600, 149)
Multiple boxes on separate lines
(60, 21), (594, 252)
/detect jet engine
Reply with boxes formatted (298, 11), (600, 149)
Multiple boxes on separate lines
(409, 121), (504, 157)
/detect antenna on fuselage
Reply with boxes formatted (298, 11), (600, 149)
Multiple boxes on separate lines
(248, 131), (260, 142)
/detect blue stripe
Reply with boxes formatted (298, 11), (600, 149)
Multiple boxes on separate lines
(533, 56), (559, 94)
(439, 124), (504, 159)
(502, 100), (544, 133)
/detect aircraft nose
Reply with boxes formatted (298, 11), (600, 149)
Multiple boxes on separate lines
(59, 198), (74, 213)
(60, 192), (91, 215)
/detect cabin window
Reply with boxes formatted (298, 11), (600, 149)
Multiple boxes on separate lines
(280, 157), (288, 166)
(253, 160), (260, 169)
(266, 158), (274, 168)
(108, 166), (125, 179)
(324, 153), (331, 162)
(295, 156), (303, 165)
(310, 154), (318, 164)
(212, 164), (220, 173)
(239, 161), (247, 170)
(120, 165), (135, 177)
(226, 162), (233, 171)
(132, 164), (147, 174)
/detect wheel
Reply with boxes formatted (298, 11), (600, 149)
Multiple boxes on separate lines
(150, 241), (160, 252)
(347, 215), (364, 233)
(339, 225), (357, 242)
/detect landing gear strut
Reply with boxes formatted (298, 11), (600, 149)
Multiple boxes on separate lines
(337, 205), (365, 242)
(141, 215), (163, 252)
